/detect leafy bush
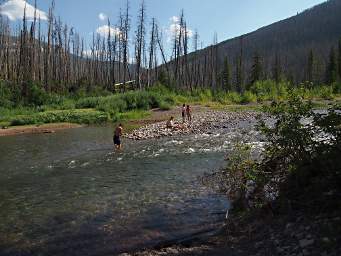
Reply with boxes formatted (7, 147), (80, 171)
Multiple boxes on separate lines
(317, 86), (334, 100)
(26, 83), (49, 106)
(159, 101), (172, 110)
(75, 97), (101, 109)
(0, 81), (13, 108)
(251, 80), (289, 101)
(225, 91), (243, 104)
(118, 110), (151, 120)
(96, 96), (127, 118)
(216, 93), (341, 212)
(241, 91), (257, 104)
(10, 109), (108, 126)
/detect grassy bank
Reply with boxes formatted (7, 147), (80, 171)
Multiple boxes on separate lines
(1, 80), (340, 127)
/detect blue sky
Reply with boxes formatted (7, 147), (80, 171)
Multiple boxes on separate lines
(1, 0), (326, 50)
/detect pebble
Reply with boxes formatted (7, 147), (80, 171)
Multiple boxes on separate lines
(299, 239), (314, 248)
(125, 111), (258, 140)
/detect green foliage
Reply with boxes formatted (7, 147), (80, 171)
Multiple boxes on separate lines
(118, 110), (151, 121)
(258, 94), (316, 164)
(157, 70), (169, 87)
(221, 91), (242, 104)
(75, 97), (101, 109)
(314, 85), (335, 100)
(96, 96), (127, 120)
(26, 83), (49, 106)
(249, 52), (263, 87)
(159, 101), (172, 110)
(222, 56), (231, 91)
(0, 81), (13, 108)
(325, 47), (338, 85)
(219, 93), (341, 212)
(241, 91), (257, 104)
(9, 109), (108, 126)
(258, 93), (341, 186)
(251, 80), (289, 101)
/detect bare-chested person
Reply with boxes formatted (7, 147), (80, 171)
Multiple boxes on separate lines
(113, 124), (123, 150)
(166, 116), (175, 129)
(166, 116), (184, 131)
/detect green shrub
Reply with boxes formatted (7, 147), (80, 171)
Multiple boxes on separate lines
(26, 83), (49, 106)
(0, 81), (13, 108)
(10, 110), (108, 126)
(251, 80), (289, 101)
(159, 101), (172, 110)
(317, 86), (334, 100)
(97, 96), (127, 117)
(75, 97), (101, 109)
(241, 91), (257, 104)
(225, 91), (243, 104)
(118, 110), (151, 120)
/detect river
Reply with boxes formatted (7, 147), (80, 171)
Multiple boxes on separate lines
(0, 123), (259, 255)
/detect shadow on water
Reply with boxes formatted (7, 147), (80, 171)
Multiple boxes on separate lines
(0, 124), (261, 255)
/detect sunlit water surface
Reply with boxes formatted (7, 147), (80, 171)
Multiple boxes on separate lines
(0, 123), (260, 255)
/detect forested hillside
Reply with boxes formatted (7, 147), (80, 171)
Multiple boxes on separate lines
(190, 0), (341, 88)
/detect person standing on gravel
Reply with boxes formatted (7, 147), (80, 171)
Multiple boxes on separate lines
(182, 104), (186, 123)
(186, 105), (192, 123)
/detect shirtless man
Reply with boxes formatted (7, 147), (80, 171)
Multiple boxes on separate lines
(166, 116), (184, 131)
(166, 116), (175, 129)
(113, 124), (123, 150)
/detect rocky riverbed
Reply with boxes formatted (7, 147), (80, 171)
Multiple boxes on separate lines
(125, 110), (259, 140)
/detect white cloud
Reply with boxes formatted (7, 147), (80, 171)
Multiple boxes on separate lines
(98, 12), (107, 21)
(167, 15), (193, 41)
(0, 0), (48, 21)
(96, 25), (121, 38)
(170, 16), (180, 24)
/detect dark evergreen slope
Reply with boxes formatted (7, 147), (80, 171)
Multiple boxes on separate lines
(194, 0), (341, 84)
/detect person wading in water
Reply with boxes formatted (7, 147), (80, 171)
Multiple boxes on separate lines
(113, 124), (123, 150)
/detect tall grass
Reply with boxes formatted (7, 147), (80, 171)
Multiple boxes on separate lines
(9, 109), (108, 126)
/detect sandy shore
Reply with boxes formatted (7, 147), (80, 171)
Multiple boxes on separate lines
(0, 123), (82, 137)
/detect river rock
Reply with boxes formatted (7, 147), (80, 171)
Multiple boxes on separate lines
(299, 239), (314, 248)
(125, 110), (259, 140)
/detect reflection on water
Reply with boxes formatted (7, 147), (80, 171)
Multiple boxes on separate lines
(0, 124), (260, 255)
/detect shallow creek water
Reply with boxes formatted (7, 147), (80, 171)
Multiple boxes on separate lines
(0, 122), (261, 255)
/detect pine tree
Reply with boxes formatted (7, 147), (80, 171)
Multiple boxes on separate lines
(272, 52), (282, 84)
(235, 37), (244, 93)
(249, 52), (262, 87)
(325, 47), (337, 85)
(222, 56), (231, 91)
(338, 38), (341, 79)
(306, 49), (315, 84)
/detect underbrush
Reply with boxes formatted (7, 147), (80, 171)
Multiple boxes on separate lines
(1, 81), (340, 127)
(8, 109), (108, 126)
(117, 110), (151, 121)
(215, 93), (341, 215)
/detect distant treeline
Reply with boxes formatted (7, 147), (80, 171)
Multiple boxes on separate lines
(0, 0), (341, 103)
(0, 0), (162, 97)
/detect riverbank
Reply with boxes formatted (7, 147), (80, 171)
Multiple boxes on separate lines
(122, 204), (340, 256)
(125, 108), (258, 140)
(1, 83), (340, 133)
(0, 123), (82, 137)
(0, 104), (257, 137)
